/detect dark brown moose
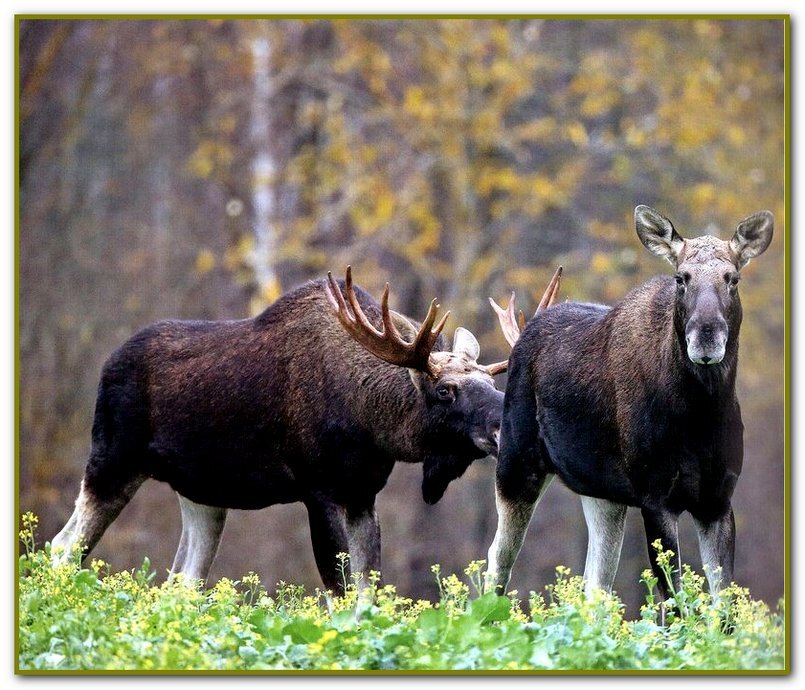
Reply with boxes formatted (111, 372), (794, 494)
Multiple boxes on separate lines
(485, 206), (774, 615)
(52, 268), (520, 593)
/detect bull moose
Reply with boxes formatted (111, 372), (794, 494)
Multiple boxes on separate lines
(50, 268), (557, 593)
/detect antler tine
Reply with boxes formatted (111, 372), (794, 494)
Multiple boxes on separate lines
(418, 299), (451, 353)
(486, 266), (563, 375)
(325, 266), (449, 374)
(325, 269), (351, 321)
(485, 359), (509, 376)
(380, 285), (450, 363)
(488, 291), (522, 348)
(536, 265), (563, 313)
(344, 266), (384, 338)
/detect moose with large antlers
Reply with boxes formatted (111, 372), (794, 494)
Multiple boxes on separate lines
(485, 206), (773, 616)
(51, 268), (559, 592)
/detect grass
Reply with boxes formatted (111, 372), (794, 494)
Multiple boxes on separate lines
(17, 512), (786, 673)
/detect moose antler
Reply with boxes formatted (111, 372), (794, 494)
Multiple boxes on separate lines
(488, 292), (525, 349)
(325, 266), (450, 375)
(486, 266), (563, 372)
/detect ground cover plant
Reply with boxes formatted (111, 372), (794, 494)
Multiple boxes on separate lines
(17, 513), (785, 673)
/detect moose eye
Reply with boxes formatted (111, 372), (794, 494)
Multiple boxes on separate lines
(725, 272), (741, 289)
(674, 273), (688, 288)
(436, 385), (455, 402)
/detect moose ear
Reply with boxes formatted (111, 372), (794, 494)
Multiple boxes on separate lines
(388, 309), (419, 343)
(452, 327), (480, 362)
(635, 205), (685, 266)
(730, 210), (774, 268)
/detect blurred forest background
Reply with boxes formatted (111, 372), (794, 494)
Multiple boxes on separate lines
(18, 17), (786, 616)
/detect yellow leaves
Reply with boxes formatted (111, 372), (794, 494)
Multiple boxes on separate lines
(490, 24), (511, 50)
(374, 192), (395, 227)
(623, 121), (647, 149)
(359, 145), (378, 165)
(590, 252), (613, 274)
(195, 248), (216, 275)
(468, 253), (497, 285)
(489, 58), (518, 83)
(350, 183), (397, 236)
(249, 276), (283, 315)
(470, 110), (501, 144)
(579, 91), (620, 119)
(564, 121), (589, 148)
(409, 201), (441, 250)
(223, 235), (254, 272)
(475, 166), (520, 197)
(690, 183), (717, 210)
(260, 276), (283, 305)
(403, 86), (437, 121)
(185, 140), (234, 179)
(568, 53), (621, 119)
(515, 117), (558, 143)
(530, 175), (558, 201)
(727, 125), (747, 147)
(693, 19), (724, 41)
(588, 220), (621, 242)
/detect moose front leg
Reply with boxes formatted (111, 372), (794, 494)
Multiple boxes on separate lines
(171, 494), (228, 583)
(693, 506), (736, 594)
(345, 504), (381, 585)
(305, 495), (350, 594)
(580, 495), (627, 597)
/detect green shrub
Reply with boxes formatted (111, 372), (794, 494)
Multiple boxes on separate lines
(17, 513), (785, 672)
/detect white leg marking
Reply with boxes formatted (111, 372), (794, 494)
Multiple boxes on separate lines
(170, 494), (227, 583)
(344, 508), (380, 595)
(345, 509), (379, 579)
(693, 516), (730, 594)
(580, 495), (627, 597)
(486, 474), (554, 593)
(51, 480), (114, 565)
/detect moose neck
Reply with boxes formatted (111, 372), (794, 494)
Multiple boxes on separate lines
(353, 362), (431, 463)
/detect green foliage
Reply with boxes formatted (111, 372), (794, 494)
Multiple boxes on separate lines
(18, 514), (784, 673)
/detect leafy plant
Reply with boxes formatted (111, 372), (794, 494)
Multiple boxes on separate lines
(18, 514), (785, 672)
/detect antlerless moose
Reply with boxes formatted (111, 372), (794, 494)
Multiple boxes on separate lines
(485, 206), (773, 617)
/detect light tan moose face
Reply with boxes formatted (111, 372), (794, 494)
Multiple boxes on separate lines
(635, 205), (774, 366)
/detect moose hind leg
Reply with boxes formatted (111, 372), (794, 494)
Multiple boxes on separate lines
(693, 506), (735, 594)
(51, 476), (144, 565)
(641, 507), (681, 598)
(580, 495), (626, 597)
(170, 494), (227, 583)
(486, 474), (554, 594)
(642, 507), (682, 625)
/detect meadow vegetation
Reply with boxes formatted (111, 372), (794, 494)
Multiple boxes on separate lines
(18, 513), (785, 673)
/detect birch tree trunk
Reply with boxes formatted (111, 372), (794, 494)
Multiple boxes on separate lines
(248, 28), (280, 309)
